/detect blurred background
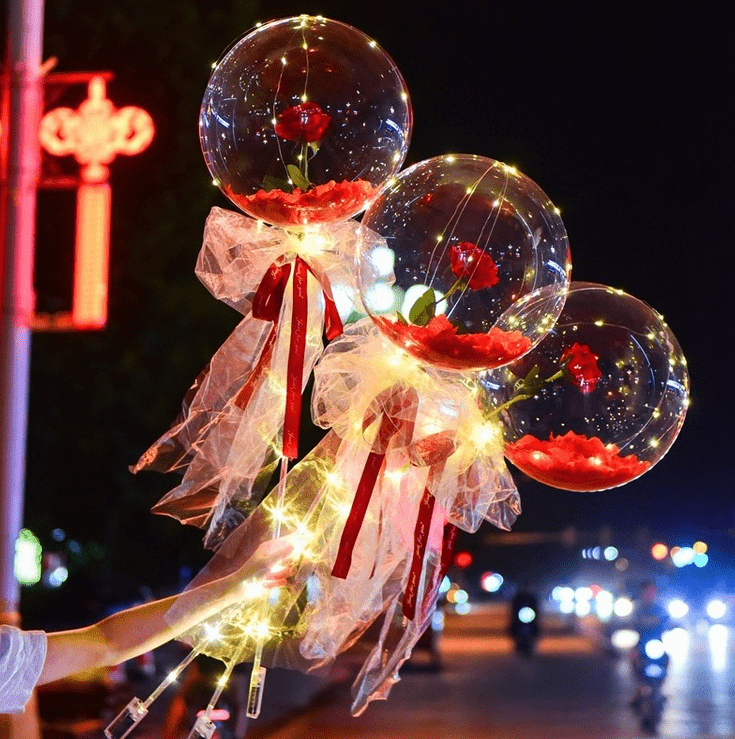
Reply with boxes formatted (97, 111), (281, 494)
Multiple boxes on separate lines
(3, 3), (733, 735)
(11, 0), (731, 625)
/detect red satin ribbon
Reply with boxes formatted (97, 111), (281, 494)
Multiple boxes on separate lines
(331, 385), (418, 579)
(233, 263), (291, 410)
(283, 258), (308, 459)
(411, 521), (459, 622)
(403, 487), (436, 620)
(438, 524), (459, 585)
(331, 414), (396, 579)
(233, 256), (343, 460)
(415, 521), (459, 621)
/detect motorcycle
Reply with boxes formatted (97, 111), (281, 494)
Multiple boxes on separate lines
(510, 603), (539, 657)
(631, 636), (669, 734)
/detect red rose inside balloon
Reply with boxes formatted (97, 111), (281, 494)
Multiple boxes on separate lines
(199, 16), (412, 226)
(561, 343), (601, 393)
(275, 102), (331, 142)
(489, 283), (690, 492)
(449, 242), (499, 290)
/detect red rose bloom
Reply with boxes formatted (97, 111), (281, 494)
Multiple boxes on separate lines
(505, 431), (650, 491)
(275, 102), (331, 142)
(560, 342), (601, 393)
(449, 242), (499, 290)
(377, 313), (531, 370)
(225, 180), (377, 226)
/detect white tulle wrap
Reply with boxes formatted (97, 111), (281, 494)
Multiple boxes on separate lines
(133, 207), (376, 547)
(164, 320), (520, 715)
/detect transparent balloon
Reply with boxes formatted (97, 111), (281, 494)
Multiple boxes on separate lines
(483, 282), (690, 491)
(200, 15), (412, 228)
(358, 154), (570, 371)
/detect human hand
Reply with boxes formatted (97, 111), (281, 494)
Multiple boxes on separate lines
(238, 536), (296, 591)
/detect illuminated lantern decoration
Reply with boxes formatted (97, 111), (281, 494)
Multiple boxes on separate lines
(39, 75), (154, 329)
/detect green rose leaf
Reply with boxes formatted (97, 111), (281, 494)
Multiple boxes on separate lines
(449, 319), (470, 334)
(409, 288), (436, 326)
(287, 164), (311, 191)
(263, 175), (293, 193)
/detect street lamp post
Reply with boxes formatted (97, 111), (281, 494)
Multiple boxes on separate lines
(1, 2), (44, 736)
(1, 0), (44, 626)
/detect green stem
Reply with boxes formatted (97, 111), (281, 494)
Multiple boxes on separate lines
(300, 140), (309, 183)
(486, 368), (565, 420)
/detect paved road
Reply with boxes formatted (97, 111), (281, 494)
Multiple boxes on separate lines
(244, 608), (735, 739)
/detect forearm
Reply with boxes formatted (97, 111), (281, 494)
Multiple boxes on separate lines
(37, 536), (292, 685)
(39, 574), (241, 685)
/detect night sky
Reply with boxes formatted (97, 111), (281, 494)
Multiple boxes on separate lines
(247, 2), (732, 538)
(15, 2), (734, 606)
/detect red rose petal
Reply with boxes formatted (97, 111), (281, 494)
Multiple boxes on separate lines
(505, 430), (650, 491)
(224, 180), (377, 226)
(377, 314), (532, 370)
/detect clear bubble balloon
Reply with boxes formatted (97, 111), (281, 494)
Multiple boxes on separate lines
(484, 282), (690, 491)
(358, 154), (570, 371)
(200, 15), (412, 228)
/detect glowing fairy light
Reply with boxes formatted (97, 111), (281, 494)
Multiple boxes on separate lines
(387, 348), (409, 367)
(299, 230), (330, 256)
(325, 470), (343, 489)
(203, 624), (222, 642)
(334, 500), (353, 518)
(269, 505), (287, 525)
(384, 468), (405, 485)
(242, 580), (266, 599)
(474, 421), (500, 450)
(255, 622), (271, 640)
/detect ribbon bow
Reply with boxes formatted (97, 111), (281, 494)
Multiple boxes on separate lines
(331, 383), (419, 578)
(234, 256), (344, 459)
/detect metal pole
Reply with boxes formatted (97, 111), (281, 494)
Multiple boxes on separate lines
(1, 0), (43, 624)
(1, 2), (43, 736)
